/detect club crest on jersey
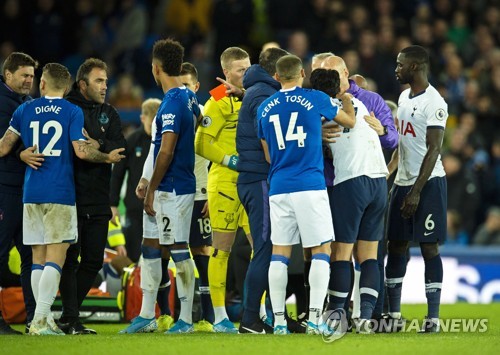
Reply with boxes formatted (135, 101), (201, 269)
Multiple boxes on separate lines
(201, 116), (212, 127)
(99, 113), (109, 124)
(435, 108), (446, 120)
(224, 212), (234, 225)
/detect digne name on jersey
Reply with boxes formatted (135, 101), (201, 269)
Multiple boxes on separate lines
(35, 105), (62, 115)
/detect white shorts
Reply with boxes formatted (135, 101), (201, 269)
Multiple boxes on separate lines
(23, 203), (78, 245)
(269, 190), (334, 248)
(143, 190), (194, 245)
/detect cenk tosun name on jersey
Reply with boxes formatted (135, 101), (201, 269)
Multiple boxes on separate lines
(35, 105), (62, 115)
(261, 95), (314, 118)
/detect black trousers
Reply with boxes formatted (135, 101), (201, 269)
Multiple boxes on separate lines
(0, 187), (35, 322)
(122, 210), (143, 263)
(59, 214), (109, 321)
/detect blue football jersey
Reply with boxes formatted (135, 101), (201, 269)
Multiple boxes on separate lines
(153, 86), (200, 195)
(257, 87), (339, 195)
(9, 97), (85, 205)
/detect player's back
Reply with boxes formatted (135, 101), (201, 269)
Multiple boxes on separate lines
(258, 86), (338, 195)
(10, 97), (84, 205)
(154, 86), (200, 195)
(329, 97), (388, 185)
(395, 84), (448, 186)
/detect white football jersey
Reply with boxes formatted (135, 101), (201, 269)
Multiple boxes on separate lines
(194, 154), (209, 201)
(395, 84), (448, 186)
(328, 97), (388, 185)
(194, 104), (209, 201)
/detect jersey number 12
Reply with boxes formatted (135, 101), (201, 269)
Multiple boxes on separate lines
(30, 120), (63, 156)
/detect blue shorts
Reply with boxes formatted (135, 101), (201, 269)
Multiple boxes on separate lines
(387, 176), (447, 243)
(189, 199), (212, 247)
(330, 176), (387, 243)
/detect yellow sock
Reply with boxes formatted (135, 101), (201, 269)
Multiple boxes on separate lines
(260, 291), (267, 319)
(208, 247), (230, 308)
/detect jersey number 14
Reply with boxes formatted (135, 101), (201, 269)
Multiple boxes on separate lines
(269, 112), (307, 150)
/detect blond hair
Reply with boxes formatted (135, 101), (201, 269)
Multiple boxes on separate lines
(142, 98), (161, 117)
(220, 47), (249, 70)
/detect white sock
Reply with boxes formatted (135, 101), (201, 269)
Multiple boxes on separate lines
(214, 307), (228, 324)
(268, 260), (288, 327)
(139, 257), (161, 319)
(34, 263), (61, 320)
(31, 264), (44, 303)
(174, 258), (195, 324)
(352, 268), (361, 319)
(308, 258), (330, 325)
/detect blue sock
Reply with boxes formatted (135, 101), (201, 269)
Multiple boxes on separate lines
(328, 261), (351, 311)
(193, 254), (214, 323)
(359, 259), (379, 320)
(373, 241), (385, 317)
(343, 261), (355, 315)
(157, 257), (171, 316)
(424, 254), (443, 319)
(385, 253), (407, 314)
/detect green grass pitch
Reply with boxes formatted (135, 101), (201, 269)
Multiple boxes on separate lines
(4, 304), (499, 355)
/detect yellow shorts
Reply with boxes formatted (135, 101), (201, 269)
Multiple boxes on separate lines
(208, 181), (250, 234)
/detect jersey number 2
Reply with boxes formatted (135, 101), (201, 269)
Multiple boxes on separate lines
(269, 112), (307, 150)
(30, 120), (63, 156)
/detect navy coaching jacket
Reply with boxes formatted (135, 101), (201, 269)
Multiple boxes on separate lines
(0, 75), (32, 190)
(236, 64), (281, 184)
(65, 82), (126, 216)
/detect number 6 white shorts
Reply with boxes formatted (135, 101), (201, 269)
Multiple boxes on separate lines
(143, 190), (195, 245)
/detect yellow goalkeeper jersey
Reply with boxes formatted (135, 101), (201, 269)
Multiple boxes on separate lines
(196, 95), (242, 185)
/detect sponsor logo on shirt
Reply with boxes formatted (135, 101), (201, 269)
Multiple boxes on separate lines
(162, 113), (175, 126)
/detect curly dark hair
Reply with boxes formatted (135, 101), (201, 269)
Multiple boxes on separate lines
(152, 39), (184, 76)
(310, 68), (341, 98)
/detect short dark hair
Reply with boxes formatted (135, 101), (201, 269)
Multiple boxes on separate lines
(400, 45), (429, 66)
(43, 63), (71, 91)
(152, 39), (184, 76)
(276, 54), (302, 81)
(310, 68), (341, 98)
(76, 58), (107, 84)
(2, 52), (38, 76)
(259, 47), (289, 76)
(180, 62), (198, 81)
